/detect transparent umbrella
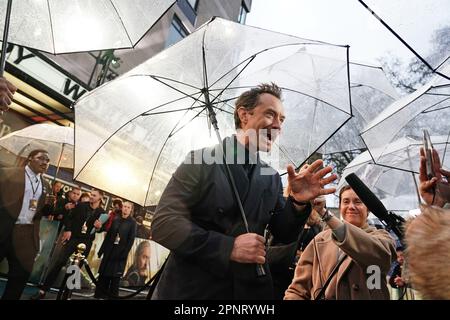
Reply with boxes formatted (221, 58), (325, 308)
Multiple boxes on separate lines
(0, 123), (73, 175)
(358, 0), (450, 79)
(0, 0), (175, 74)
(337, 150), (421, 211)
(73, 17), (352, 206)
(320, 62), (399, 154)
(361, 62), (450, 172)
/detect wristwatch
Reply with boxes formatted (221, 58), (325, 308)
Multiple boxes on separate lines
(320, 209), (334, 222)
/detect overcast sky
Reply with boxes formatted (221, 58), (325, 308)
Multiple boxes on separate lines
(246, 0), (450, 66)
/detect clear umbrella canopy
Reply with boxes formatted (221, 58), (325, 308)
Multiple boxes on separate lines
(320, 62), (399, 154)
(361, 62), (450, 172)
(363, 134), (450, 176)
(358, 0), (450, 78)
(337, 150), (421, 211)
(0, 123), (73, 168)
(74, 17), (352, 206)
(0, 0), (175, 54)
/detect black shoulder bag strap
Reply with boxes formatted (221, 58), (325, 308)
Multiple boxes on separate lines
(315, 252), (347, 300)
(147, 254), (169, 299)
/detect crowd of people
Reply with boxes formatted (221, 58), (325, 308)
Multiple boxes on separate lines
(1, 77), (449, 300)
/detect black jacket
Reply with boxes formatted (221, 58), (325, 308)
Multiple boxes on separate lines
(0, 167), (51, 249)
(151, 136), (311, 299)
(64, 202), (105, 239)
(98, 216), (136, 277)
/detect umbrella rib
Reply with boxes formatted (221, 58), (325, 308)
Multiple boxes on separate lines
(441, 131), (450, 167)
(46, 0), (56, 53)
(361, 88), (448, 134)
(201, 29), (209, 90)
(149, 75), (204, 103)
(421, 105), (450, 114)
(206, 91), (238, 114)
(350, 82), (398, 100)
(208, 54), (256, 89)
(109, 0), (133, 46)
(277, 142), (299, 168)
(169, 106), (208, 138)
(147, 74), (202, 91)
(375, 162), (420, 175)
(209, 56), (256, 106)
(165, 91), (208, 133)
(280, 87), (352, 116)
(168, 85), (236, 137)
(280, 115), (354, 177)
(208, 42), (328, 90)
(212, 107), (234, 115)
(207, 93), (239, 105)
(142, 105), (205, 117)
(282, 114), (353, 174)
(208, 85), (350, 117)
(346, 46), (353, 118)
(423, 92), (450, 97)
(143, 91), (204, 114)
(357, 0), (450, 81)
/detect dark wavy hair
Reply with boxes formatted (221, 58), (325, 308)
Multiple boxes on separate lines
(234, 82), (282, 129)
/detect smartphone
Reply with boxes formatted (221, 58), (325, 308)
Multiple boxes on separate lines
(423, 129), (435, 179)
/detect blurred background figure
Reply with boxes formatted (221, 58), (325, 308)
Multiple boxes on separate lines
(388, 245), (417, 300)
(41, 181), (63, 218)
(53, 187), (82, 233)
(80, 192), (91, 203)
(95, 201), (136, 299)
(104, 199), (123, 232)
(135, 216), (151, 239)
(32, 189), (106, 300)
(405, 206), (450, 300)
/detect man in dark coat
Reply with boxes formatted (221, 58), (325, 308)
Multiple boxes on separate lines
(0, 149), (52, 300)
(95, 201), (136, 299)
(51, 186), (82, 233)
(32, 189), (106, 299)
(150, 83), (337, 299)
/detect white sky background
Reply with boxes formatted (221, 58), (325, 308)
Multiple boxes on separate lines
(246, 0), (450, 66)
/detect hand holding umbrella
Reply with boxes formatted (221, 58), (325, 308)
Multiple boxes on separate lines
(419, 147), (450, 207)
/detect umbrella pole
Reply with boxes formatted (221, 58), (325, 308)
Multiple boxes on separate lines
(0, 0), (12, 77)
(52, 143), (65, 184)
(204, 90), (266, 277)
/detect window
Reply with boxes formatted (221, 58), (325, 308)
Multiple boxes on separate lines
(177, 0), (197, 25)
(238, 1), (249, 24)
(165, 15), (189, 48)
(186, 0), (198, 11)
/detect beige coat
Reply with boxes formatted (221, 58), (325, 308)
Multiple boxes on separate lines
(284, 222), (396, 300)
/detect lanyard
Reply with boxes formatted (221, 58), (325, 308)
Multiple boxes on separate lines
(25, 170), (41, 198)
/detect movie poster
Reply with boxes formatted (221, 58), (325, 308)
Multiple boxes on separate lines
(86, 235), (169, 288)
